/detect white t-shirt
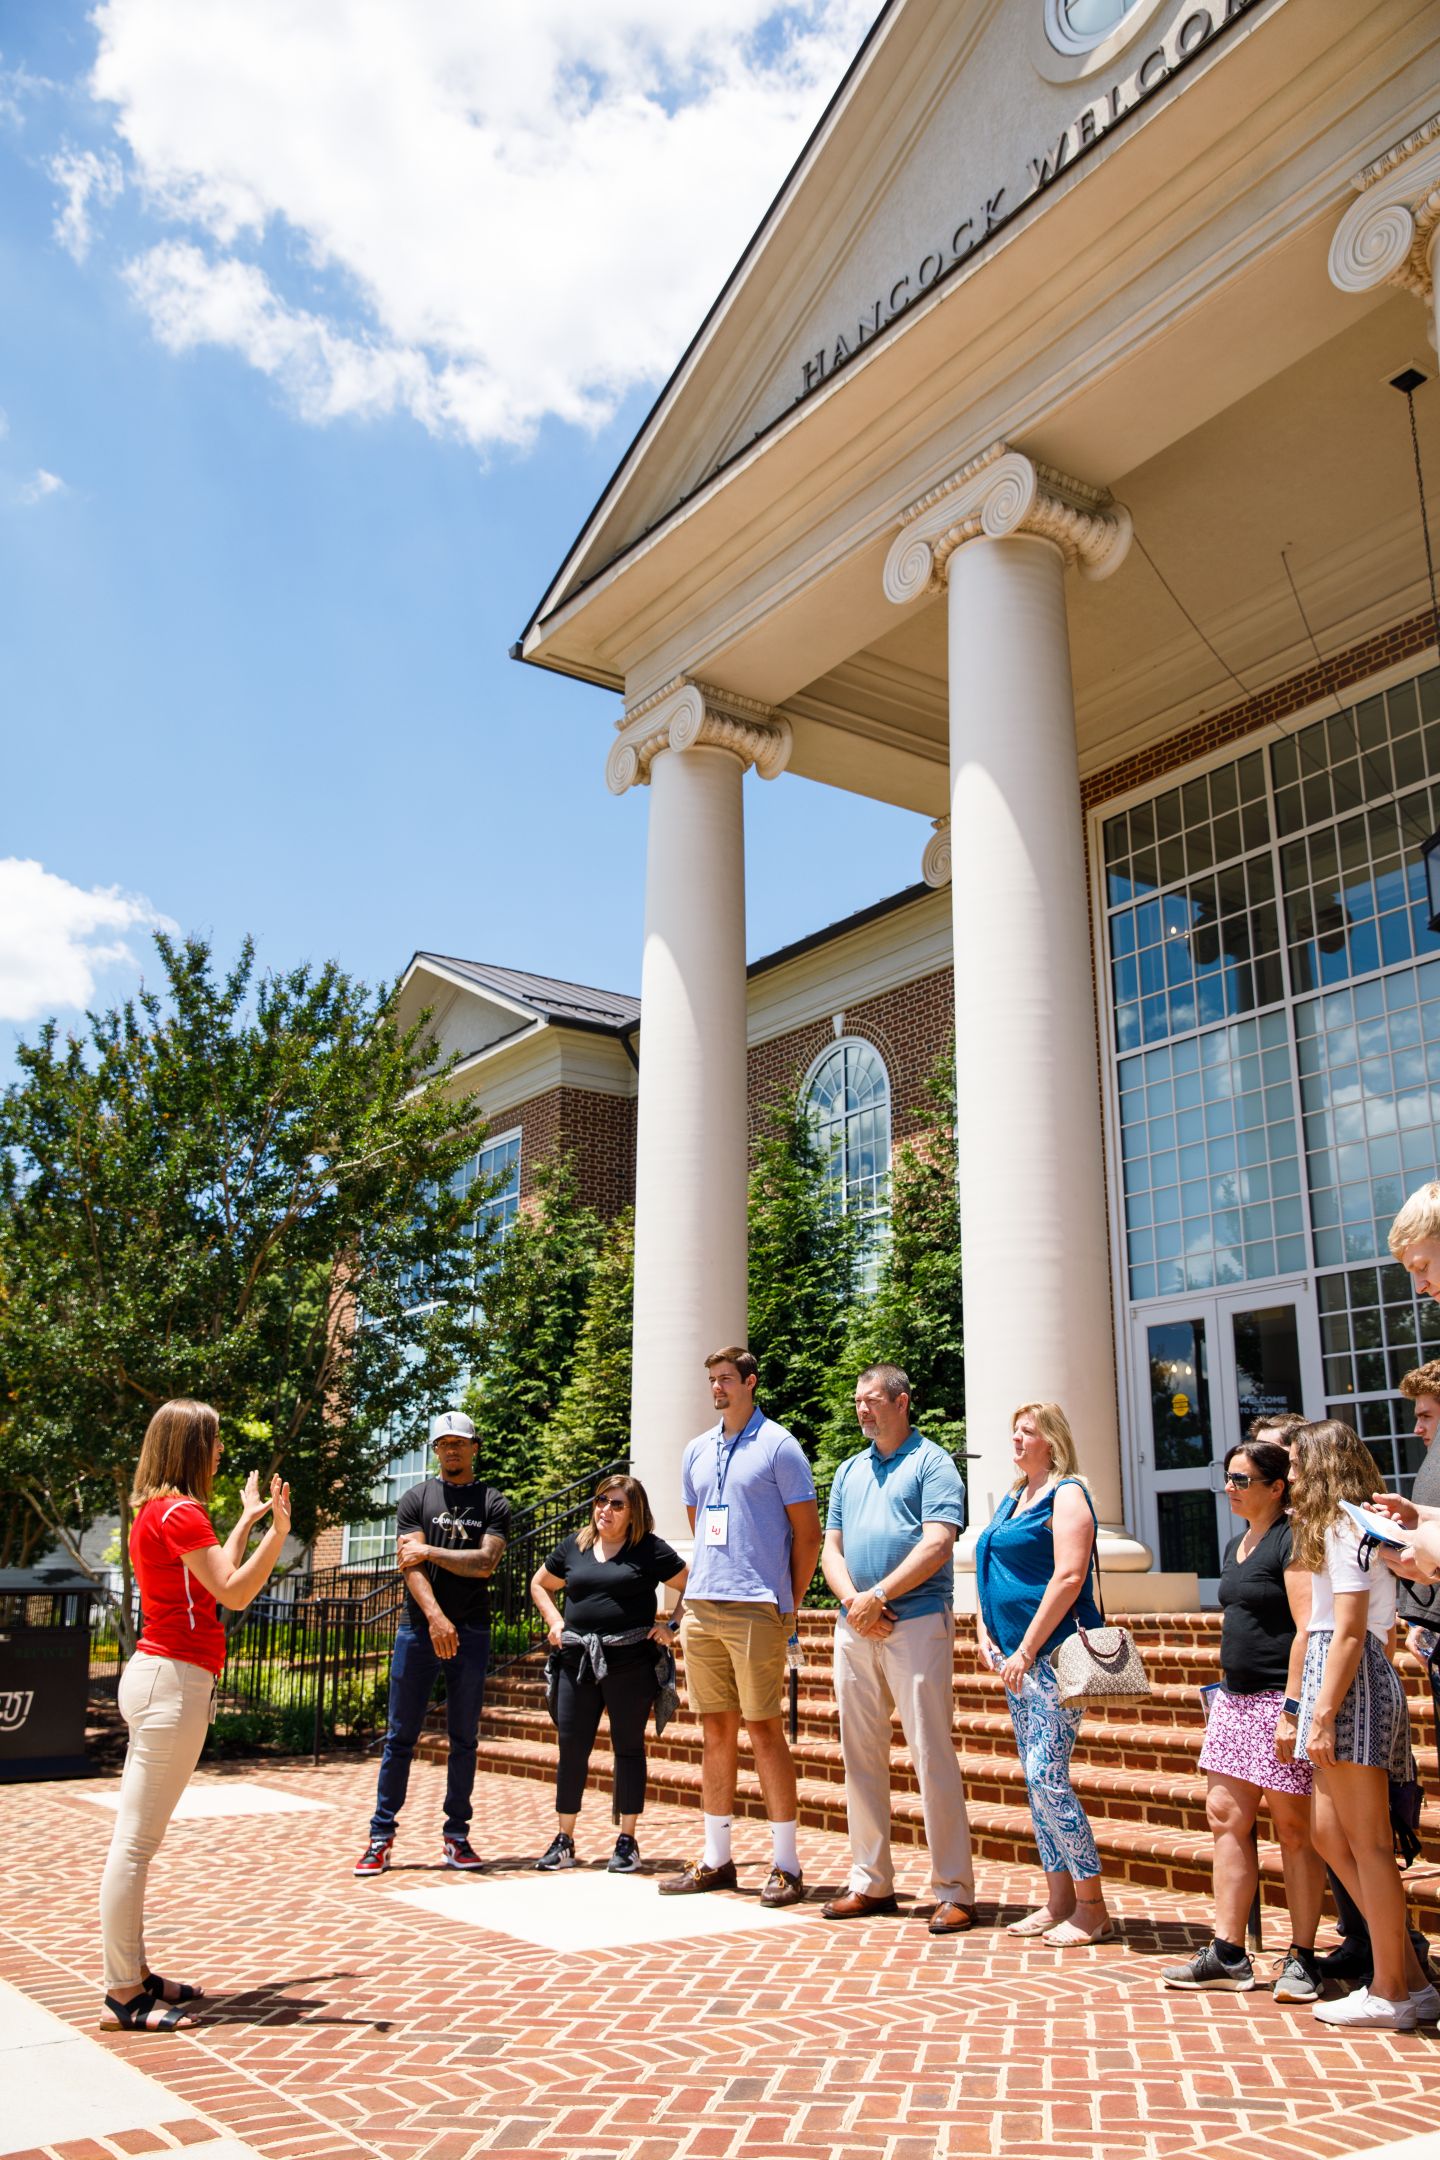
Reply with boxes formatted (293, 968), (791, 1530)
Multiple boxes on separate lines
(1307, 1521), (1396, 1641)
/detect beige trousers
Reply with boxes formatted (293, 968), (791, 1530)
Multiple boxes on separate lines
(100, 1652), (214, 1992)
(833, 1609), (975, 1902)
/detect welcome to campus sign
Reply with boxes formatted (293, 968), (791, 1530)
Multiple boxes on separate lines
(792, 0), (1264, 403)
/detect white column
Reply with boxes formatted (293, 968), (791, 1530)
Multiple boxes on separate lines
(606, 679), (791, 1541)
(1329, 113), (1440, 351)
(884, 443), (1148, 1565)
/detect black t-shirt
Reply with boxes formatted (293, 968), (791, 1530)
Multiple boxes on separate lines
(543, 1530), (683, 1637)
(1217, 1516), (1295, 1692)
(398, 1476), (511, 1629)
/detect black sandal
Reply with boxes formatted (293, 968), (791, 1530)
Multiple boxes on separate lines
(101, 1992), (196, 2032)
(143, 1971), (204, 2005)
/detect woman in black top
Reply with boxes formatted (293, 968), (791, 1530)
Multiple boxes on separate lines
(1162, 1438), (1325, 1999)
(530, 1473), (687, 1874)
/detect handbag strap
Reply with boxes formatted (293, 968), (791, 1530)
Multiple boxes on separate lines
(1057, 1477), (1106, 1628)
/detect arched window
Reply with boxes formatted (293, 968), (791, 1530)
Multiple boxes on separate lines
(804, 1039), (892, 1264)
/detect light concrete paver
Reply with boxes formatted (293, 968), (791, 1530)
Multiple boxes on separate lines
(71, 1787), (332, 1821)
(388, 1871), (825, 1952)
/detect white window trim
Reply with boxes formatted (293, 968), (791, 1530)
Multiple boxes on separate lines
(801, 1036), (893, 1224)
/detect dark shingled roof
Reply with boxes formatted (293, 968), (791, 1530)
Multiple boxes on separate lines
(415, 954), (640, 1034)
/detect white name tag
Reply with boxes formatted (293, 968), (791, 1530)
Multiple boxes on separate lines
(703, 1505), (730, 1547)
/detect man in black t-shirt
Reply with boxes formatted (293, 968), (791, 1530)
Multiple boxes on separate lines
(354, 1411), (510, 1877)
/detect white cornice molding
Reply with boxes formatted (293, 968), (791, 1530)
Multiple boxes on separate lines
(882, 442), (1133, 604)
(1330, 112), (1440, 305)
(606, 675), (793, 795)
(921, 815), (951, 889)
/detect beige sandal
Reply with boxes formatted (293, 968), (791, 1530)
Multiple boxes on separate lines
(1044, 1915), (1115, 1947)
(1007, 1907), (1065, 1937)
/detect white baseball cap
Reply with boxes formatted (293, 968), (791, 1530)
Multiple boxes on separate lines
(431, 1410), (476, 1442)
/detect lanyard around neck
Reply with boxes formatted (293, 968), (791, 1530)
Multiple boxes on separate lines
(714, 1410), (760, 1506)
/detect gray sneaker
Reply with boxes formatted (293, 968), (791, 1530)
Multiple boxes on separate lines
(1273, 1947), (1321, 2003)
(1162, 1940), (1255, 1991)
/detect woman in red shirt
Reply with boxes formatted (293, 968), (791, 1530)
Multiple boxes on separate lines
(99, 1399), (290, 2032)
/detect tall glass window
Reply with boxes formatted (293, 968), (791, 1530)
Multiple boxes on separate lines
(1104, 664), (1440, 1307)
(804, 1040), (891, 1259)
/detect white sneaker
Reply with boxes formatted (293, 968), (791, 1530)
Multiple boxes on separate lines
(1409, 1983), (1440, 2023)
(1313, 1986), (1418, 2031)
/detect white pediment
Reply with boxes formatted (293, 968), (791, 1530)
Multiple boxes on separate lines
(394, 960), (539, 1072)
(533, 0), (1271, 633)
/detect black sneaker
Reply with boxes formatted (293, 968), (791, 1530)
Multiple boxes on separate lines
(354, 1836), (393, 1878)
(608, 1833), (641, 1873)
(442, 1836), (483, 1871)
(1161, 1941), (1255, 1991)
(535, 1832), (576, 1871)
(1315, 1938), (1371, 1984)
(1273, 1946), (1321, 2003)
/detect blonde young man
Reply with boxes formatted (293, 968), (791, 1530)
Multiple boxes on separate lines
(1376, 1187), (1440, 1590)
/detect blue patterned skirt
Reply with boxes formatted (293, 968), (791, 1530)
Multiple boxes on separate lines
(1296, 1629), (1411, 1777)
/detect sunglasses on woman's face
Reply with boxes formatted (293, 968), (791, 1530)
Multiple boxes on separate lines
(1224, 1471), (1257, 1489)
(594, 1496), (627, 1512)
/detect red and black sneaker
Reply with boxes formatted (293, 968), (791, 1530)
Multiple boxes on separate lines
(443, 1835), (483, 1871)
(354, 1835), (393, 1878)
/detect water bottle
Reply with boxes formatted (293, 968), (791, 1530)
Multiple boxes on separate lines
(786, 1632), (804, 1672)
(1410, 1624), (1438, 1664)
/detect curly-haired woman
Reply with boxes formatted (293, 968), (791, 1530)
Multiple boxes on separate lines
(1290, 1419), (1434, 2032)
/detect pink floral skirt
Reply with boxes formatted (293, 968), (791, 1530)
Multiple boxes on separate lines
(1198, 1686), (1312, 1797)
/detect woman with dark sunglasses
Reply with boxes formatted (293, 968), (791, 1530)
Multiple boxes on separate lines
(1162, 1437), (1325, 2000)
(529, 1473), (687, 1873)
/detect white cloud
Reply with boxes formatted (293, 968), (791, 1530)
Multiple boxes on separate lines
(0, 859), (177, 1022)
(17, 468), (65, 505)
(78, 0), (873, 449)
(48, 144), (124, 262)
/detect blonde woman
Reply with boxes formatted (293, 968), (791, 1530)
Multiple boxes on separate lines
(973, 1403), (1112, 1946)
(100, 1400), (290, 2032)
(1290, 1419), (1433, 2032)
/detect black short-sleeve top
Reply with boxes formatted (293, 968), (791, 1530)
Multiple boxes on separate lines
(543, 1530), (684, 1636)
(1217, 1516), (1296, 1693)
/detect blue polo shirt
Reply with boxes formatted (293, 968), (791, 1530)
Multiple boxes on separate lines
(826, 1432), (966, 1620)
(681, 1409), (815, 1610)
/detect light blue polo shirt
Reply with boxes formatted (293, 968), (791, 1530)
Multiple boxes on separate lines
(826, 1432), (966, 1620)
(681, 1409), (816, 1610)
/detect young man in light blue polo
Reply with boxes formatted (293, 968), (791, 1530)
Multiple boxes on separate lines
(659, 1345), (821, 1908)
(820, 1363), (975, 1933)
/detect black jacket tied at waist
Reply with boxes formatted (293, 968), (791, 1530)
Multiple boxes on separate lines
(544, 1626), (678, 1734)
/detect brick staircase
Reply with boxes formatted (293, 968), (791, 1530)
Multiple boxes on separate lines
(427, 1609), (1440, 1921)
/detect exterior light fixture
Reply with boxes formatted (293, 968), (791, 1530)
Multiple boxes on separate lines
(1391, 365), (1440, 930)
(1424, 830), (1440, 935)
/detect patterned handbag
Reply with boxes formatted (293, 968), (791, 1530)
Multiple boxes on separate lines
(1049, 1500), (1151, 1707)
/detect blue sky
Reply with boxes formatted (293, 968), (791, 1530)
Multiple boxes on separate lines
(0, 0), (925, 1071)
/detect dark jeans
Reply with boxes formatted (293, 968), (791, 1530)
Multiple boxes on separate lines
(554, 1647), (656, 1818)
(370, 1620), (490, 1841)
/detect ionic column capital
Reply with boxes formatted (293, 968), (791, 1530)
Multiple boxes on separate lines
(606, 676), (793, 796)
(882, 442), (1132, 605)
(921, 815), (951, 889)
(1329, 112), (1440, 306)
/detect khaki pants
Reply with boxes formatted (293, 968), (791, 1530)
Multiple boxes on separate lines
(100, 1653), (214, 1992)
(833, 1609), (974, 1902)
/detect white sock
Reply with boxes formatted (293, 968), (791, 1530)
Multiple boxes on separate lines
(770, 1819), (800, 1876)
(702, 1814), (733, 1869)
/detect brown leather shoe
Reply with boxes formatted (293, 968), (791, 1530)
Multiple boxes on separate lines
(822, 1889), (899, 1919)
(657, 1859), (738, 1897)
(759, 1865), (805, 1908)
(928, 1900), (976, 1935)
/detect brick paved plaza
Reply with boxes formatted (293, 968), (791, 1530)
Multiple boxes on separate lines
(3, 1758), (1439, 2160)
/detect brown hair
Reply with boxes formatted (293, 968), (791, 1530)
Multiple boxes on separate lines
(704, 1345), (758, 1384)
(131, 1399), (220, 1508)
(1247, 1410), (1306, 1446)
(576, 1473), (653, 1552)
(1401, 1361), (1440, 1402)
(1288, 1418), (1384, 1571)
(1008, 1401), (1086, 1494)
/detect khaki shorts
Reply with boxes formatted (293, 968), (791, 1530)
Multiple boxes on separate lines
(682, 1598), (792, 1722)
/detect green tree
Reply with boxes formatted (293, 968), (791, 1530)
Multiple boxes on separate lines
(746, 1089), (862, 1455)
(535, 1206), (635, 1496)
(461, 1156), (603, 1504)
(0, 934), (492, 1641)
(818, 1056), (964, 1478)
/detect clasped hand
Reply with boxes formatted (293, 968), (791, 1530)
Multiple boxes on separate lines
(844, 1589), (894, 1638)
(239, 1468), (291, 1539)
(396, 1531), (429, 1573)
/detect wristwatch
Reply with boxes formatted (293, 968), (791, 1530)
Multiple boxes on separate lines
(1281, 1696), (1301, 1716)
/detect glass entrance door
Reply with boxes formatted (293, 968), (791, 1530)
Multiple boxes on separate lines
(1134, 1286), (1321, 1597)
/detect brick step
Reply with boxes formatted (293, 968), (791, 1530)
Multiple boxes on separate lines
(465, 1699), (1440, 1843)
(449, 1727), (1440, 1922)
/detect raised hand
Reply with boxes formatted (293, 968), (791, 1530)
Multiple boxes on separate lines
(269, 1476), (292, 1541)
(239, 1468), (272, 1524)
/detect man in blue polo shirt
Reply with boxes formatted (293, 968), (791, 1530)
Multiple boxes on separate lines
(659, 1345), (820, 1908)
(819, 1363), (975, 1933)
